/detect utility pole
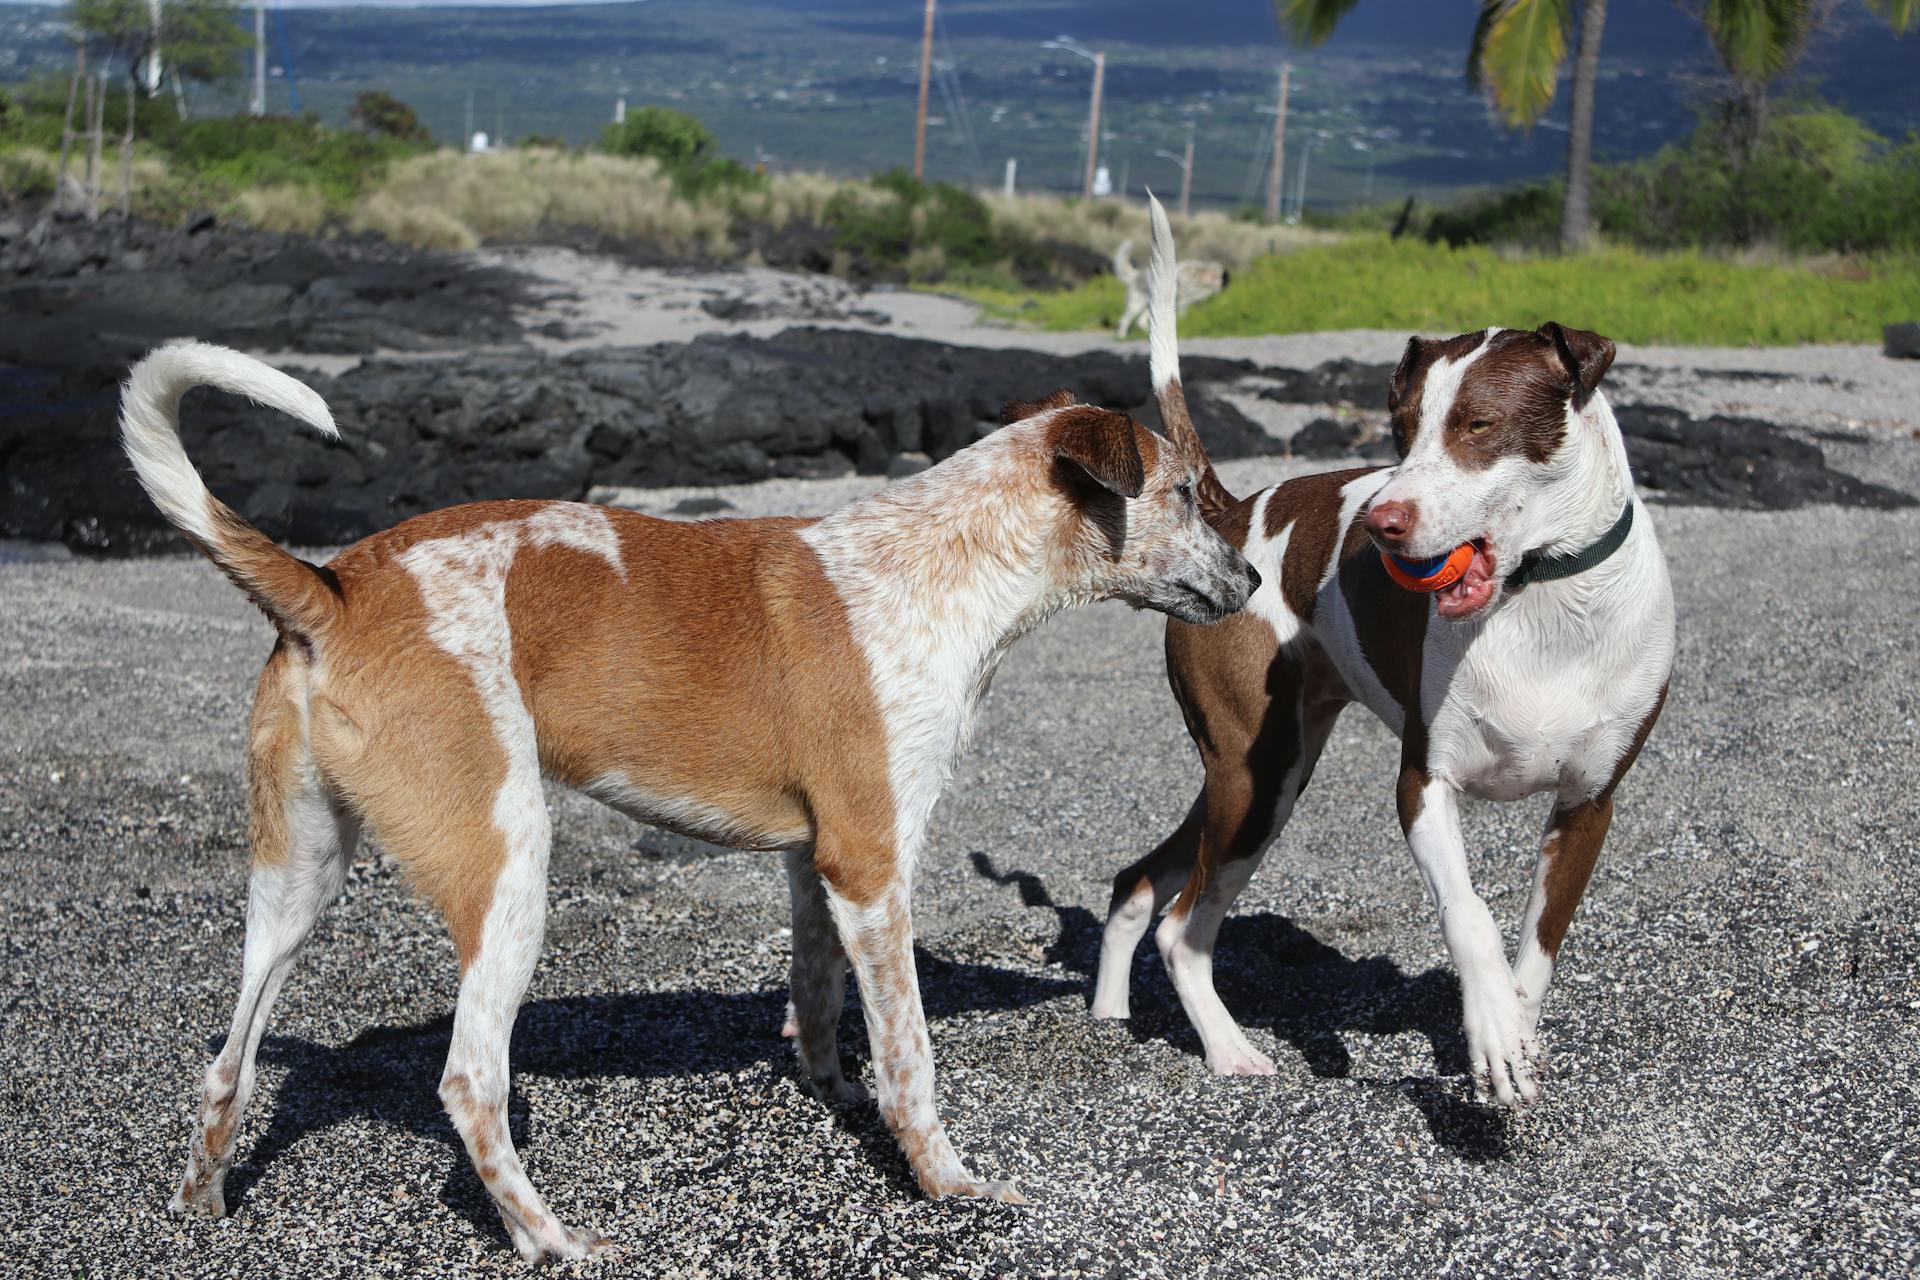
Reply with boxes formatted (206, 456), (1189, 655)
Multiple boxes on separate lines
(1082, 50), (1105, 199)
(1179, 121), (1194, 216)
(1293, 142), (1311, 221)
(1003, 157), (1016, 196)
(54, 44), (82, 215)
(1264, 63), (1289, 223)
(143, 0), (163, 94)
(250, 1), (265, 117)
(913, 0), (935, 179)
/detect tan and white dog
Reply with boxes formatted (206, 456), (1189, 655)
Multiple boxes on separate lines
(124, 343), (1260, 1259)
(1092, 198), (1674, 1106)
(1112, 236), (1227, 339)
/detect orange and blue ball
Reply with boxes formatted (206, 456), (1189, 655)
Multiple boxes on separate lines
(1381, 544), (1476, 592)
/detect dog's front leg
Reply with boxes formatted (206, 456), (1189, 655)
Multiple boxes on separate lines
(1398, 766), (1539, 1108)
(816, 838), (1028, 1204)
(1511, 796), (1615, 1033)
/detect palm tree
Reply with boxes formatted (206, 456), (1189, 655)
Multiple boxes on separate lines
(1279, 1), (1609, 251)
(1698, 1), (1917, 159)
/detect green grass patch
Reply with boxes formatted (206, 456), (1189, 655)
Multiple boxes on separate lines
(950, 275), (1126, 333)
(955, 236), (1920, 347)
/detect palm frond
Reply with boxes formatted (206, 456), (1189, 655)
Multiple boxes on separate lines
(1862, 0), (1918, 33)
(1274, 0), (1364, 46)
(1474, 0), (1572, 127)
(1701, 0), (1813, 86)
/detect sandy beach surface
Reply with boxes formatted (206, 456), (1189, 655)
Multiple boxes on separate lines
(3, 250), (1920, 1277)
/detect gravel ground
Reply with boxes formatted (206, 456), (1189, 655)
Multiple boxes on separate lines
(4, 419), (1919, 1277)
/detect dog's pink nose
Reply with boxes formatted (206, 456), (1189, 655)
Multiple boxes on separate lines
(1366, 500), (1415, 546)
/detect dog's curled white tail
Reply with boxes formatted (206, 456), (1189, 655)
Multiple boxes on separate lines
(120, 341), (345, 638)
(1144, 192), (1233, 516)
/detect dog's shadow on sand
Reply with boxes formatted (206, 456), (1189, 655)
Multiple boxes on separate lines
(227, 951), (1072, 1245)
(968, 851), (1512, 1162)
(223, 852), (1503, 1243)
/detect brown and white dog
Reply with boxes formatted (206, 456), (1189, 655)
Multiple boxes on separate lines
(1091, 197), (1674, 1106)
(125, 343), (1260, 1259)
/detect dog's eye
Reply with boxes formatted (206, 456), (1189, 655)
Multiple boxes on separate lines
(1175, 481), (1194, 503)
(1467, 419), (1493, 435)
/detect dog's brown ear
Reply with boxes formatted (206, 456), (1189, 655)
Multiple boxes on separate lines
(1538, 322), (1616, 406)
(1001, 388), (1078, 426)
(1387, 336), (1426, 413)
(1050, 406), (1145, 498)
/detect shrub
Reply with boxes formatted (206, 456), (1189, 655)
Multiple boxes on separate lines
(1424, 103), (1920, 254)
(1426, 183), (1560, 249)
(601, 106), (714, 167)
(158, 113), (427, 204)
(349, 91), (432, 145)
(598, 105), (763, 200)
(822, 168), (1013, 279)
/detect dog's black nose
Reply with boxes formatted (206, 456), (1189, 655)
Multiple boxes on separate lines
(1244, 563), (1263, 594)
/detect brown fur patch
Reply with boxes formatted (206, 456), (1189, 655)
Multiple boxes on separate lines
(1387, 331), (1487, 455)
(1437, 330), (1579, 471)
(267, 497), (899, 963)
(1261, 466), (1384, 621)
(1047, 406), (1146, 498)
(245, 641), (304, 868)
(999, 388), (1078, 425)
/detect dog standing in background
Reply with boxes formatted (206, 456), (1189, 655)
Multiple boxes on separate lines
(1113, 236), (1228, 338)
(1093, 196), (1674, 1108)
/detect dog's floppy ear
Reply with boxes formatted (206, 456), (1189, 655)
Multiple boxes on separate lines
(1387, 336), (1426, 413)
(1049, 406), (1145, 499)
(1000, 387), (1078, 426)
(1538, 322), (1616, 406)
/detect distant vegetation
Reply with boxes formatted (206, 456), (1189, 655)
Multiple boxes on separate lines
(0, 83), (429, 223)
(0, 76), (1912, 345)
(961, 236), (1920, 346)
(1424, 104), (1920, 254)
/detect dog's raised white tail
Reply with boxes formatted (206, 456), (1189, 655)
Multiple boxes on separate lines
(119, 341), (343, 638)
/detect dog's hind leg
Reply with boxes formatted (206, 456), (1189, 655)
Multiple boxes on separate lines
(785, 848), (865, 1103)
(421, 757), (604, 1263)
(1155, 703), (1340, 1076)
(1091, 797), (1204, 1019)
(315, 661), (602, 1260)
(174, 648), (358, 1219)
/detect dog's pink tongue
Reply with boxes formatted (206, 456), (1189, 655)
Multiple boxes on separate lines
(1436, 544), (1497, 618)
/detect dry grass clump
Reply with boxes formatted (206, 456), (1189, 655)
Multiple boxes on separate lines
(982, 192), (1337, 268)
(356, 150), (732, 254)
(237, 183), (328, 236)
(734, 170), (852, 229)
(350, 189), (480, 252)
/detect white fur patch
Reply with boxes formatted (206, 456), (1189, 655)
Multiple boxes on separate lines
(584, 771), (809, 851)
(799, 430), (1067, 875)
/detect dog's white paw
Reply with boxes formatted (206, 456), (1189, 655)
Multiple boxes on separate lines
(1461, 981), (1541, 1108)
(508, 1219), (610, 1264)
(1205, 1038), (1277, 1078)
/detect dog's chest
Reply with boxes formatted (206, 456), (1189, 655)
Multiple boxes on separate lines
(1421, 595), (1667, 803)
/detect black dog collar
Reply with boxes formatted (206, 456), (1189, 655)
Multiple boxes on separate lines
(1507, 503), (1634, 592)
